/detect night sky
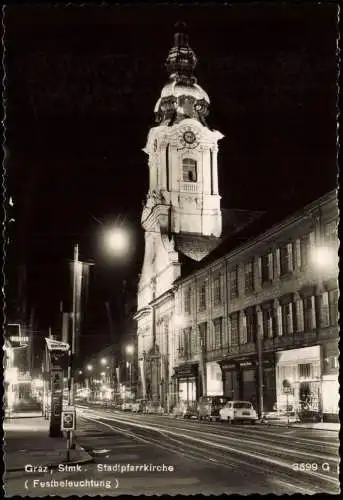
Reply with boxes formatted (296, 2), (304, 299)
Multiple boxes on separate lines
(5, 4), (338, 361)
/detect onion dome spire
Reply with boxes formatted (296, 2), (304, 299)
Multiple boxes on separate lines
(165, 22), (198, 85)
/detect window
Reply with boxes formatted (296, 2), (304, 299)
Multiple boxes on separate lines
(184, 287), (191, 314)
(246, 309), (257, 343)
(262, 307), (274, 338)
(213, 317), (223, 349)
(190, 328), (198, 356)
(303, 296), (315, 331)
(295, 299), (304, 333)
(329, 289), (338, 326)
(244, 260), (254, 293)
(230, 267), (239, 298)
(198, 322), (207, 350)
(299, 363), (312, 379)
(280, 243), (293, 275)
(213, 276), (222, 306)
(320, 292), (330, 328)
(300, 232), (315, 269)
(199, 283), (206, 311)
(207, 322), (215, 351)
(261, 253), (273, 283)
(183, 327), (192, 359)
(329, 356), (338, 370)
(182, 158), (197, 182)
(230, 313), (239, 346)
(281, 302), (293, 335)
(233, 402), (253, 409)
(324, 220), (337, 242)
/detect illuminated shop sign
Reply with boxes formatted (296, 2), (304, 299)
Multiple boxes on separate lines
(10, 336), (29, 342)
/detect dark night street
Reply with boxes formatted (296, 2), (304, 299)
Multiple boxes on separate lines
(4, 407), (340, 496)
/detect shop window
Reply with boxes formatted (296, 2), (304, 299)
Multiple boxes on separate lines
(184, 287), (191, 314)
(299, 363), (312, 379)
(261, 252), (273, 284)
(213, 276), (222, 306)
(230, 266), (239, 298)
(244, 260), (254, 294)
(320, 292), (330, 328)
(182, 158), (197, 182)
(280, 242), (294, 276)
(199, 282), (207, 311)
(329, 289), (338, 326)
(230, 312), (239, 346)
(213, 317), (223, 349)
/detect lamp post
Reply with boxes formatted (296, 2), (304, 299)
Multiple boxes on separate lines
(126, 345), (134, 399)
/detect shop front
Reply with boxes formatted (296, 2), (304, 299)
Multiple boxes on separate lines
(206, 361), (223, 396)
(220, 354), (276, 413)
(173, 362), (200, 406)
(321, 341), (339, 421)
(276, 345), (321, 416)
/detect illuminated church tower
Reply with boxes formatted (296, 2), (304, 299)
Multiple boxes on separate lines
(136, 23), (224, 401)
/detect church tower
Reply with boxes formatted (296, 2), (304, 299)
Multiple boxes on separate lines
(136, 24), (224, 402)
(142, 23), (223, 241)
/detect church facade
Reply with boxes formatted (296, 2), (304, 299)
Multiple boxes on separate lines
(135, 26), (339, 419)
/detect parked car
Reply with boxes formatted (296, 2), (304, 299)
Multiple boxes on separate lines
(121, 401), (133, 411)
(219, 400), (258, 424)
(197, 396), (231, 421)
(144, 401), (164, 414)
(172, 401), (198, 419)
(132, 399), (146, 413)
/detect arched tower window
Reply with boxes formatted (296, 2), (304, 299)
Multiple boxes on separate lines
(182, 158), (197, 182)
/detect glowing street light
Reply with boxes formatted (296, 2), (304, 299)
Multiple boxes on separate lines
(310, 244), (338, 274)
(126, 345), (134, 355)
(86, 364), (93, 372)
(100, 358), (107, 365)
(104, 227), (129, 257)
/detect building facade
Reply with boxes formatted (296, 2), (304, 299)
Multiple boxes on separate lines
(172, 190), (338, 419)
(135, 25), (339, 420)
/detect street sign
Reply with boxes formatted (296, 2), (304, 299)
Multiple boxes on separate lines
(61, 407), (76, 430)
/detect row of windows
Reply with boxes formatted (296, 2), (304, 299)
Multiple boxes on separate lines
(183, 221), (337, 311)
(179, 290), (338, 357)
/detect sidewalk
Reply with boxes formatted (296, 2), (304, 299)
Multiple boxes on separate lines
(4, 415), (93, 472)
(261, 415), (340, 432)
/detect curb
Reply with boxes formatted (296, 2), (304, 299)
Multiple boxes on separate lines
(261, 421), (339, 432)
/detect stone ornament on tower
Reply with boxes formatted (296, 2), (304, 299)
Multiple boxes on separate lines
(165, 21), (198, 85)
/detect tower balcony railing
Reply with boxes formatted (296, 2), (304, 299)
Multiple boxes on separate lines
(180, 182), (198, 193)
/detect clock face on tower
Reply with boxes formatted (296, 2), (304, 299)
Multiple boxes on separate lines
(183, 131), (196, 144)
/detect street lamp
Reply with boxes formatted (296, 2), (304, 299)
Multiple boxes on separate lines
(309, 244), (338, 274)
(100, 358), (107, 366)
(104, 227), (130, 257)
(125, 345), (134, 399)
(86, 364), (93, 371)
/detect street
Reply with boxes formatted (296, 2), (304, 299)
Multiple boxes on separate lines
(5, 405), (340, 496)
